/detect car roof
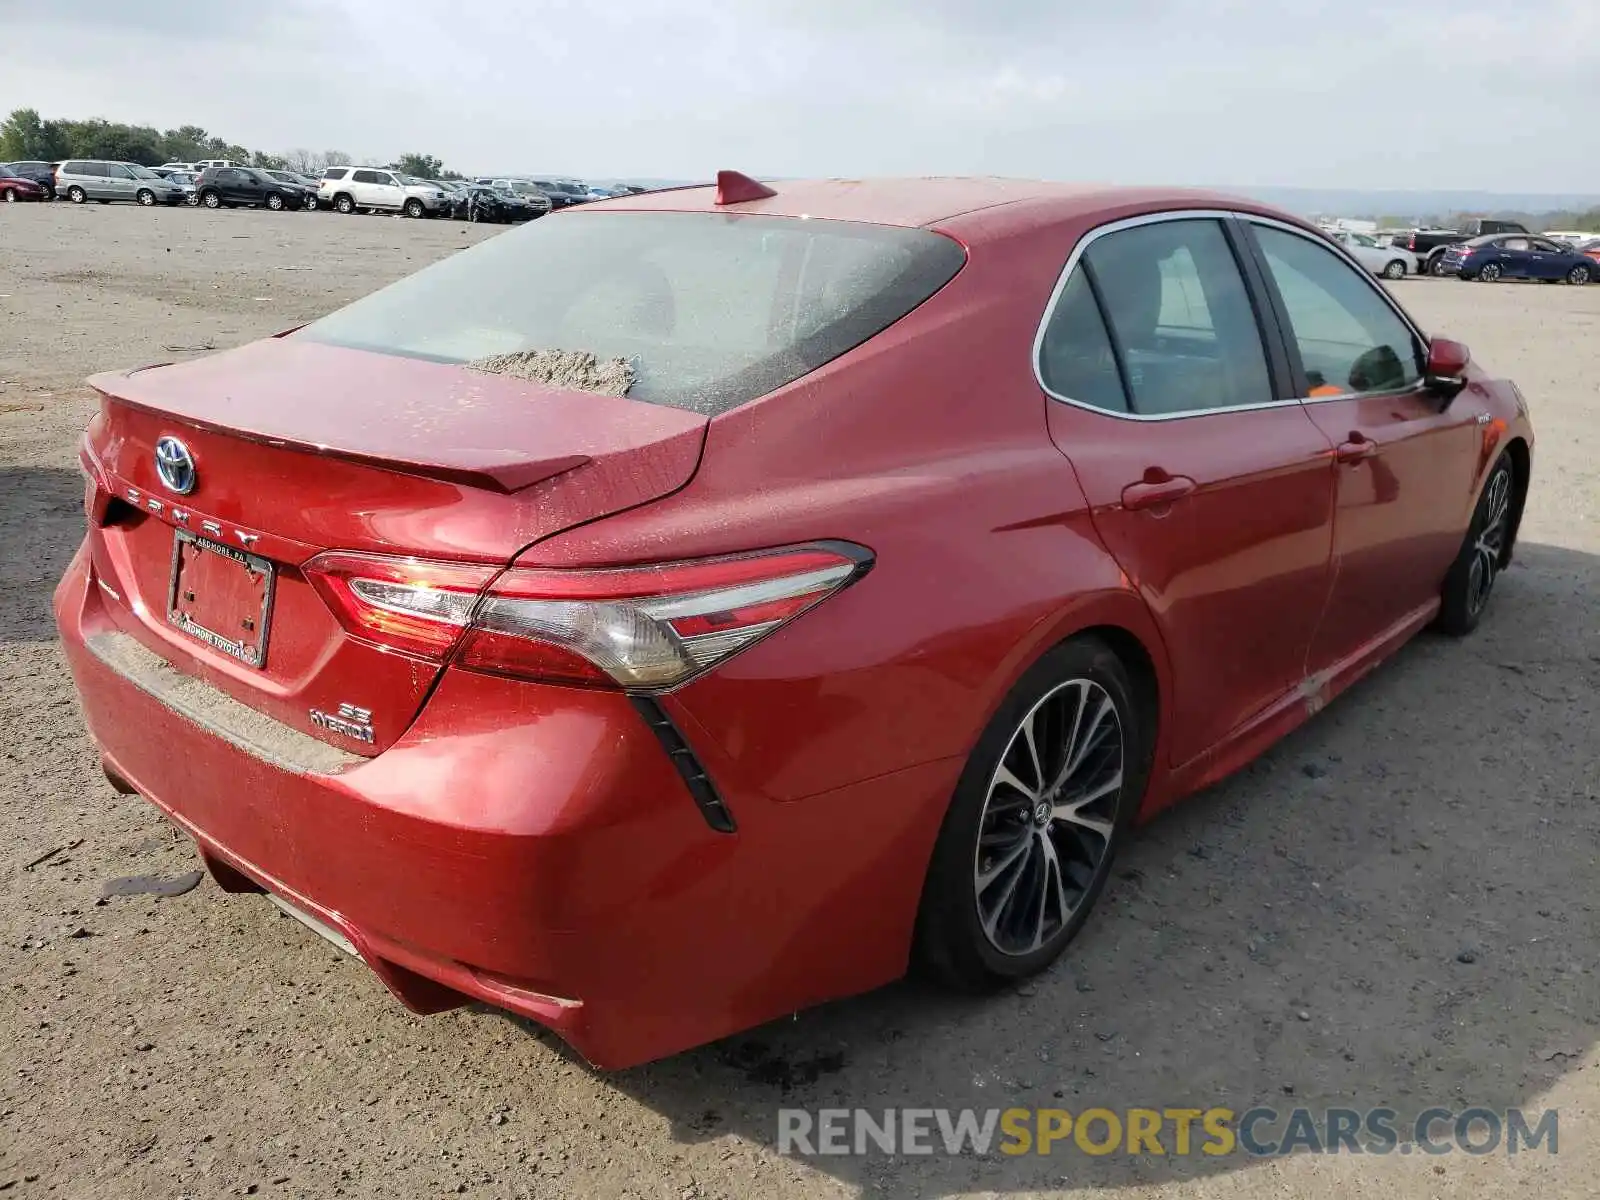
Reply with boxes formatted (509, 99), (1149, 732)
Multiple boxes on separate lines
(596, 176), (1305, 240)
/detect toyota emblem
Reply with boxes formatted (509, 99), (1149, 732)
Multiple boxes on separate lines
(153, 435), (197, 495)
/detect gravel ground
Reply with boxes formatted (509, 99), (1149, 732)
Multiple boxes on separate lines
(1, 204), (1596, 1199)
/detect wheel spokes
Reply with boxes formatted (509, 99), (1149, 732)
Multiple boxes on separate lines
(973, 677), (1127, 956)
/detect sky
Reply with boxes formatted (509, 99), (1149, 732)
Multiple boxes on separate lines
(2, 0), (1597, 193)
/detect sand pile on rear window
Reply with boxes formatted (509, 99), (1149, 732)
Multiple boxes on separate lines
(469, 349), (635, 397)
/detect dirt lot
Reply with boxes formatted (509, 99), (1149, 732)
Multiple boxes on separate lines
(1, 203), (1596, 1199)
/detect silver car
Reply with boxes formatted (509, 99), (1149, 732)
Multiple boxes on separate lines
(56, 160), (188, 207)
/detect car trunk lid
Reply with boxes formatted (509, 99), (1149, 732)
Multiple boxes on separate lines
(81, 338), (706, 754)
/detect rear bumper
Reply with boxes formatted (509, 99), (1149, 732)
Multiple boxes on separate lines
(54, 544), (953, 1067)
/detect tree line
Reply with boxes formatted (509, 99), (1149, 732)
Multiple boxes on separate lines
(0, 109), (460, 181)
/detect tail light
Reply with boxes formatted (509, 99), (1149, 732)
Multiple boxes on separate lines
(1457, 245), (1475, 257)
(306, 543), (872, 691)
(1408, 235), (1418, 250)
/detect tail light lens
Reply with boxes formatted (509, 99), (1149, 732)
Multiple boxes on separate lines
(1408, 235), (1418, 250)
(305, 543), (872, 691)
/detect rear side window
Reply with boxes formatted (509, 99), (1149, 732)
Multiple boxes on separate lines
(352, 170), (380, 184)
(1044, 218), (1272, 417)
(323, 168), (348, 181)
(1038, 269), (1129, 413)
(298, 212), (966, 415)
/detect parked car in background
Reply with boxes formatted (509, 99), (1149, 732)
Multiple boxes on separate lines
(160, 169), (201, 205)
(193, 159), (238, 171)
(1575, 238), (1600, 264)
(1393, 219), (1534, 276)
(448, 183), (532, 223)
(1440, 233), (1595, 284)
(395, 176), (453, 217)
(261, 170), (320, 209)
(55, 160), (188, 206)
(0, 163), (48, 202)
(156, 161), (198, 174)
(55, 176), (1532, 1069)
(473, 179), (552, 216)
(1331, 230), (1412, 279)
(3, 161), (60, 199)
(532, 179), (592, 208)
(195, 166), (309, 211)
(320, 167), (447, 217)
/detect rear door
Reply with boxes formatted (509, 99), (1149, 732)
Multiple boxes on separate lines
(1039, 214), (1337, 768)
(1239, 218), (1481, 674)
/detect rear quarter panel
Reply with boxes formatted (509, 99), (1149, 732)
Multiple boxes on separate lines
(518, 213), (1178, 806)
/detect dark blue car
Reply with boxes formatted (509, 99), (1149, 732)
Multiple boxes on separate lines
(1441, 234), (1595, 285)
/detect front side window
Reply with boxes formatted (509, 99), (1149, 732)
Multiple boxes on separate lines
(1253, 224), (1423, 397)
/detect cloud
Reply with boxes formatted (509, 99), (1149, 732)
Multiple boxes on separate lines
(0, 0), (1594, 192)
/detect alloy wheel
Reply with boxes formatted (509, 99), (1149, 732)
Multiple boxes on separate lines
(1479, 263), (1501, 282)
(1570, 265), (1591, 286)
(973, 679), (1124, 956)
(1383, 260), (1406, 280)
(137, 190), (154, 206)
(1467, 466), (1512, 617)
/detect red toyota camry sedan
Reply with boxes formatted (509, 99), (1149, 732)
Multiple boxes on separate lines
(56, 174), (1533, 1068)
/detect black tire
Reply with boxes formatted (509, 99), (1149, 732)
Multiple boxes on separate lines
(201, 190), (222, 209)
(334, 193), (355, 214)
(67, 186), (87, 204)
(1429, 254), (1450, 277)
(1436, 452), (1515, 637)
(266, 192), (284, 211)
(2, 189), (15, 203)
(136, 189), (155, 207)
(913, 636), (1150, 990)
(1382, 259), (1407, 280)
(403, 198), (425, 219)
(1478, 262), (1502, 282)
(1568, 264), (1591, 286)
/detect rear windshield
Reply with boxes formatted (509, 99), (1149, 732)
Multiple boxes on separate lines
(297, 211), (966, 415)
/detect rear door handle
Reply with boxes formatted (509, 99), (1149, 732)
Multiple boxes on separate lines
(1121, 475), (1197, 511)
(1334, 434), (1378, 464)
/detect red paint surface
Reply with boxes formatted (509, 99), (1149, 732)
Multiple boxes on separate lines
(56, 180), (1535, 1067)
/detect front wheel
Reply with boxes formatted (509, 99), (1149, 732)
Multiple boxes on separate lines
(1429, 255), (1450, 277)
(2, 189), (15, 203)
(1437, 452), (1515, 637)
(1569, 264), (1592, 286)
(914, 637), (1148, 989)
(201, 190), (222, 209)
(1382, 259), (1407, 280)
(136, 189), (155, 207)
(266, 193), (284, 211)
(403, 198), (425, 218)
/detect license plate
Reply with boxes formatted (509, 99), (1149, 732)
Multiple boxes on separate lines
(166, 530), (276, 668)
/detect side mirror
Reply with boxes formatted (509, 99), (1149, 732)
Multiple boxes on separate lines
(1424, 337), (1471, 402)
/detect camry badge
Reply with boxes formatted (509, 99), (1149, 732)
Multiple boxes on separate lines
(154, 436), (197, 495)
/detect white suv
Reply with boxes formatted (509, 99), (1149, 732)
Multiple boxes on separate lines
(319, 167), (449, 218)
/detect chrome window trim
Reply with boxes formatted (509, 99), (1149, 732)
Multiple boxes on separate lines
(1032, 208), (1431, 421)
